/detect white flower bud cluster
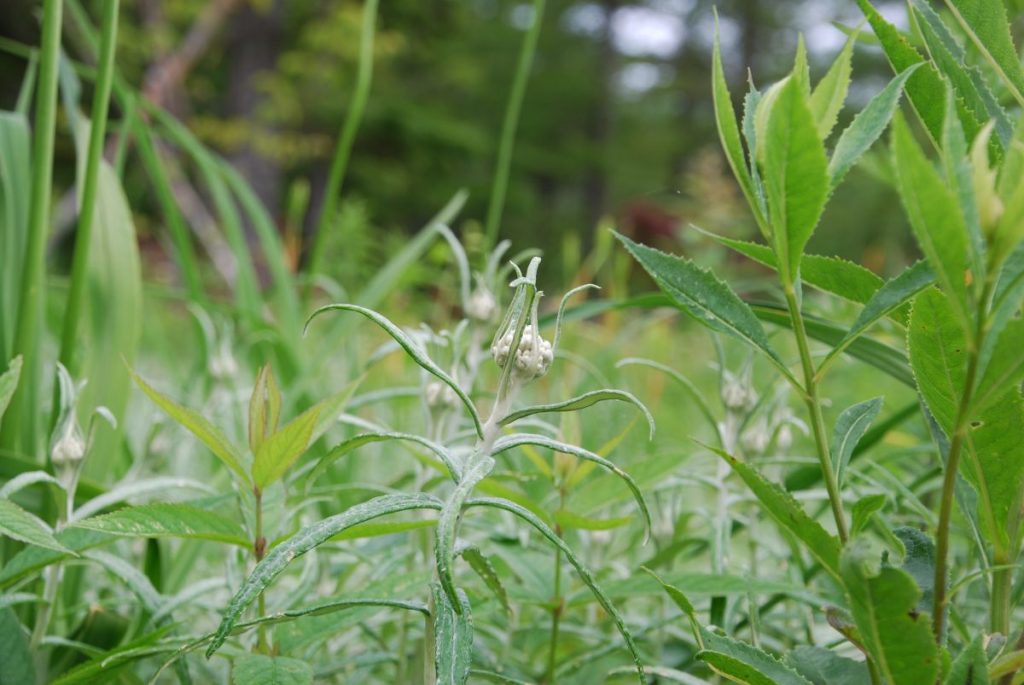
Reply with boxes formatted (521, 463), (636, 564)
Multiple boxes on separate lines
(51, 429), (85, 467)
(466, 287), (498, 323)
(721, 378), (757, 412)
(425, 380), (460, 409)
(491, 324), (553, 381)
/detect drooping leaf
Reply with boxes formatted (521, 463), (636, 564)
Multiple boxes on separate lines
(760, 74), (830, 283)
(840, 538), (939, 684)
(831, 397), (884, 487)
(307, 431), (461, 486)
(829, 65), (919, 186)
(232, 655), (312, 685)
(786, 645), (870, 685)
(306, 304), (482, 438)
(130, 370), (248, 482)
(616, 233), (792, 382)
(433, 583), (473, 685)
(0, 499), (70, 553)
(705, 443), (841, 581)
(71, 503), (250, 547)
(499, 389), (655, 440)
(851, 494), (887, 536)
(206, 493), (442, 656)
(699, 628), (813, 685)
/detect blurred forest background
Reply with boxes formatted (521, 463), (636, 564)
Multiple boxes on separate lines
(0, 0), (940, 289)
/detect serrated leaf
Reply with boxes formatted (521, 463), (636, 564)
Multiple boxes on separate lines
(809, 31), (856, 139)
(0, 607), (35, 685)
(0, 356), (22, 422)
(945, 0), (1024, 104)
(892, 117), (971, 332)
(206, 493), (442, 657)
(893, 526), (936, 614)
(832, 397), (884, 487)
(851, 494), (887, 536)
(433, 583), (473, 685)
(909, 289), (966, 434)
(944, 635), (989, 685)
(761, 74), (830, 284)
(307, 431), (460, 486)
(704, 443), (841, 581)
(130, 370), (248, 482)
(616, 233), (791, 381)
(0, 499), (70, 553)
(232, 655), (312, 685)
(71, 503), (249, 547)
(972, 317), (1024, 416)
(786, 645), (870, 685)
(465, 496), (644, 683)
(461, 546), (510, 615)
(829, 65), (918, 186)
(306, 304), (482, 439)
(492, 434), (651, 539)
(499, 389), (655, 440)
(840, 538), (939, 684)
(253, 405), (319, 488)
(699, 629), (813, 685)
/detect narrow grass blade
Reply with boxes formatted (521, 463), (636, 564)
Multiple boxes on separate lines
(499, 389), (654, 439)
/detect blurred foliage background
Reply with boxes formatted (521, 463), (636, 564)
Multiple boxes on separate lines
(0, 0), (949, 290)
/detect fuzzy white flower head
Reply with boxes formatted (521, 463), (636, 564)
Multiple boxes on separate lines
(721, 377), (757, 412)
(741, 418), (771, 455)
(51, 427), (85, 467)
(466, 286), (498, 323)
(425, 380), (459, 409)
(491, 324), (553, 381)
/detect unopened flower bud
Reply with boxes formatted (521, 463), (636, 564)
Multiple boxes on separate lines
(425, 380), (459, 409)
(741, 419), (771, 455)
(491, 325), (553, 381)
(51, 430), (85, 466)
(721, 379), (756, 412)
(466, 287), (498, 323)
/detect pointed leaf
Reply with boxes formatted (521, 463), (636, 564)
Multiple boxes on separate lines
(499, 389), (655, 440)
(0, 499), (70, 553)
(945, 0), (1024, 104)
(248, 365), (281, 455)
(832, 397), (884, 487)
(810, 32), (856, 139)
(232, 655), (312, 685)
(433, 584), (473, 685)
(71, 503), (249, 547)
(461, 546), (510, 615)
(699, 629), (813, 685)
(253, 405), (320, 488)
(972, 316), (1024, 417)
(307, 431), (461, 486)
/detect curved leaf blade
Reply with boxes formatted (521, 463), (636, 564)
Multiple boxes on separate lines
(307, 431), (461, 487)
(499, 389), (655, 440)
(832, 397), (884, 488)
(71, 503), (249, 547)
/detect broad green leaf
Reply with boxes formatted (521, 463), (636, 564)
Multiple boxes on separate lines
(433, 584), (473, 685)
(786, 645), (870, 685)
(492, 434), (651, 539)
(761, 74), (830, 283)
(499, 389), (655, 440)
(206, 493), (442, 656)
(892, 116), (971, 331)
(909, 288), (966, 434)
(0, 608), (35, 685)
(972, 317), (1024, 416)
(851, 494), (887, 536)
(252, 405), (320, 488)
(232, 655), (312, 685)
(829, 65), (918, 186)
(0, 499), (70, 553)
(130, 370), (248, 482)
(945, 0), (1024, 104)
(306, 304), (483, 438)
(71, 503), (249, 547)
(307, 431), (460, 486)
(840, 539), (939, 684)
(307, 375), (364, 446)
(552, 510), (632, 531)
(0, 528), (110, 589)
(831, 397), (883, 487)
(461, 546), (510, 615)
(809, 31), (855, 139)
(944, 635), (989, 685)
(0, 356), (21, 422)
(616, 233), (791, 381)
(893, 527), (936, 614)
(705, 443), (841, 581)
(465, 496), (644, 683)
(855, 0), (946, 143)
(248, 364), (281, 455)
(712, 17), (765, 231)
(699, 629), (813, 685)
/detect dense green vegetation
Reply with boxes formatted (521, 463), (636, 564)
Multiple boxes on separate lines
(1, 1), (1024, 684)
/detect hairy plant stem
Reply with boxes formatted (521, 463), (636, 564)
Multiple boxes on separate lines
(545, 489), (566, 683)
(253, 486), (269, 653)
(784, 286), (848, 542)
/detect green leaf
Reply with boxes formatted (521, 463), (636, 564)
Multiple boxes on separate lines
(465, 497), (644, 683)
(761, 74), (830, 283)
(829, 65), (918, 186)
(306, 304), (482, 439)
(616, 233), (791, 381)
(307, 431), (460, 486)
(206, 493), (442, 657)
(851, 494), (887, 536)
(232, 655), (312, 685)
(973, 314), (1024, 417)
(492, 434), (651, 539)
(855, 0), (946, 144)
(786, 645), (870, 685)
(945, 0), (1024, 105)
(435, 457), (494, 611)
(248, 364), (282, 455)
(809, 31), (856, 139)
(252, 405), (320, 488)
(909, 288), (966, 434)
(0, 499), (70, 553)
(433, 583), (473, 685)
(840, 538), (939, 684)
(0, 528), (110, 589)
(831, 397), (884, 487)
(944, 635), (989, 685)
(552, 510), (632, 531)
(71, 503), (249, 547)
(0, 356), (21, 422)
(704, 443), (841, 581)
(642, 567), (696, 623)
(461, 546), (510, 615)
(130, 370), (248, 483)
(893, 526), (936, 614)
(892, 117), (971, 331)
(499, 389), (655, 440)
(699, 629), (813, 685)
(0, 607), (35, 685)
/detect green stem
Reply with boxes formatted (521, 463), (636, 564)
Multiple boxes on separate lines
(253, 486), (269, 653)
(785, 286), (848, 542)
(304, 0), (378, 300)
(990, 553), (1012, 636)
(0, 0), (63, 454)
(545, 491), (566, 683)
(57, 0), (120, 376)
(482, 0), (545, 251)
